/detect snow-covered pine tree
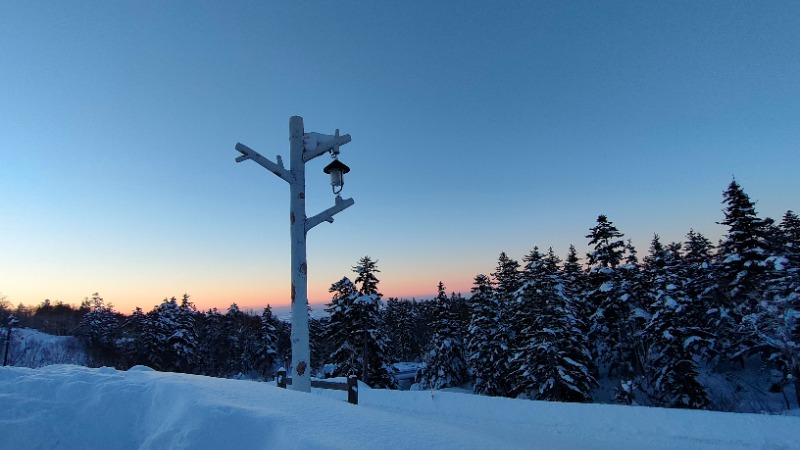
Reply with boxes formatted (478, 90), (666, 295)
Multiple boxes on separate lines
(732, 210), (800, 406)
(563, 244), (591, 335)
(175, 294), (199, 373)
(411, 299), (436, 358)
(683, 229), (716, 294)
(324, 277), (361, 377)
(274, 319), (292, 371)
(121, 306), (147, 367)
(421, 282), (468, 390)
(493, 252), (522, 302)
(197, 308), (226, 376)
(384, 298), (421, 362)
(643, 236), (712, 409)
(586, 215), (626, 269)
(254, 305), (279, 378)
(615, 240), (650, 377)
(741, 273), (800, 407)
(76, 293), (119, 365)
(353, 256), (380, 297)
(487, 251), (523, 392)
(137, 299), (178, 371)
(681, 229), (728, 365)
(522, 246), (545, 282)
(506, 245), (555, 396)
(149, 295), (199, 373)
(309, 311), (332, 377)
(351, 256), (397, 388)
(512, 256), (597, 402)
(779, 210), (800, 268)
(467, 274), (511, 396)
(585, 215), (635, 377)
(717, 180), (771, 316)
(222, 303), (251, 375)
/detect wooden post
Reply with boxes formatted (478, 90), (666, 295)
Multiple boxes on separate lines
(288, 116), (312, 393)
(3, 316), (16, 366)
(348, 375), (358, 405)
(277, 368), (287, 389)
(234, 116), (353, 394)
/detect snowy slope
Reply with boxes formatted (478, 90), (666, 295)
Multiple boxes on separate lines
(0, 327), (87, 368)
(1, 365), (798, 449)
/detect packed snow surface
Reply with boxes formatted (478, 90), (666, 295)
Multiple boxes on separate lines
(1, 365), (798, 449)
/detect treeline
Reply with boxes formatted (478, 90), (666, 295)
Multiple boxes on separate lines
(1, 294), (291, 379)
(3, 179), (798, 412)
(312, 179), (800, 410)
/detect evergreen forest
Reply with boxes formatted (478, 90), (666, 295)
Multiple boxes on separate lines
(2, 179), (799, 412)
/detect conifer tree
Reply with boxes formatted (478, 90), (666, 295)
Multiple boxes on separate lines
(542, 247), (562, 275)
(522, 246), (545, 282)
(354, 260), (396, 388)
(585, 215), (634, 377)
(197, 308), (225, 376)
(76, 293), (117, 349)
(348, 257), (397, 388)
(493, 252), (522, 300)
(354, 256), (381, 297)
(467, 274), (511, 396)
(617, 240), (649, 376)
(421, 282), (468, 389)
(489, 251), (522, 391)
(223, 303), (250, 375)
(644, 237), (712, 409)
(384, 298), (421, 361)
(741, 277), (800, 407)
(679, 229), (729, 364)
(121, 306), (148, 367)
(76, 293), (119, 365)
(170, 294), (199, 373)
(412, 299), (437, 357)
(138, 298), (188, 371)
(717, 180), (771, 315)
(324, 277), (361, 377)
(512, 258), (597, 402)
(779, 210), (800, 267)
(309, 312), (332, 376)
(586, 215), (626, 269)
(254, 305), (279, 378)
(507, 245), (565, 394)
(563, 245), (591, 335)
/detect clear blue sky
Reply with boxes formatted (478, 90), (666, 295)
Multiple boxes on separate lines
(2, 1), (799, 313)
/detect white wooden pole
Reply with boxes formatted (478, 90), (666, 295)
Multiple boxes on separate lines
(288, 116), (311, 393)
(234, 115), (354, 394)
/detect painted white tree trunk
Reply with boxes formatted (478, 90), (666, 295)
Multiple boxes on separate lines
(289, 116), (311, 393)
(234, 115), (354, 394)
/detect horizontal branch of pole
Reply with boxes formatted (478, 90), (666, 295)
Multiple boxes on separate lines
(306, 195), (355, 232)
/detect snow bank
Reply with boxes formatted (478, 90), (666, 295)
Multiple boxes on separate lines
(1, 365), (798, 449)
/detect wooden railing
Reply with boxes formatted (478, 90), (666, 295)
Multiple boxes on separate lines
(276, 369), (358, 405)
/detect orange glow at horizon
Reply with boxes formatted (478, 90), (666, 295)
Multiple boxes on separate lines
(4, 274), (475, 316)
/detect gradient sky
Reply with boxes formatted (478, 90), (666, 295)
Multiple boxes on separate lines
(2, 1), (799, 314)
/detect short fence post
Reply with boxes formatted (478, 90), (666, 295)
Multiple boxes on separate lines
(347, 375), (358, 405)
(277, 368), (287, 389)
(3, 315), (17, 367)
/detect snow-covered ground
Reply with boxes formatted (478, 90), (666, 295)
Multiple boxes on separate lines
(0, 327), (86, 368)
(1, 364), (798, 449)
